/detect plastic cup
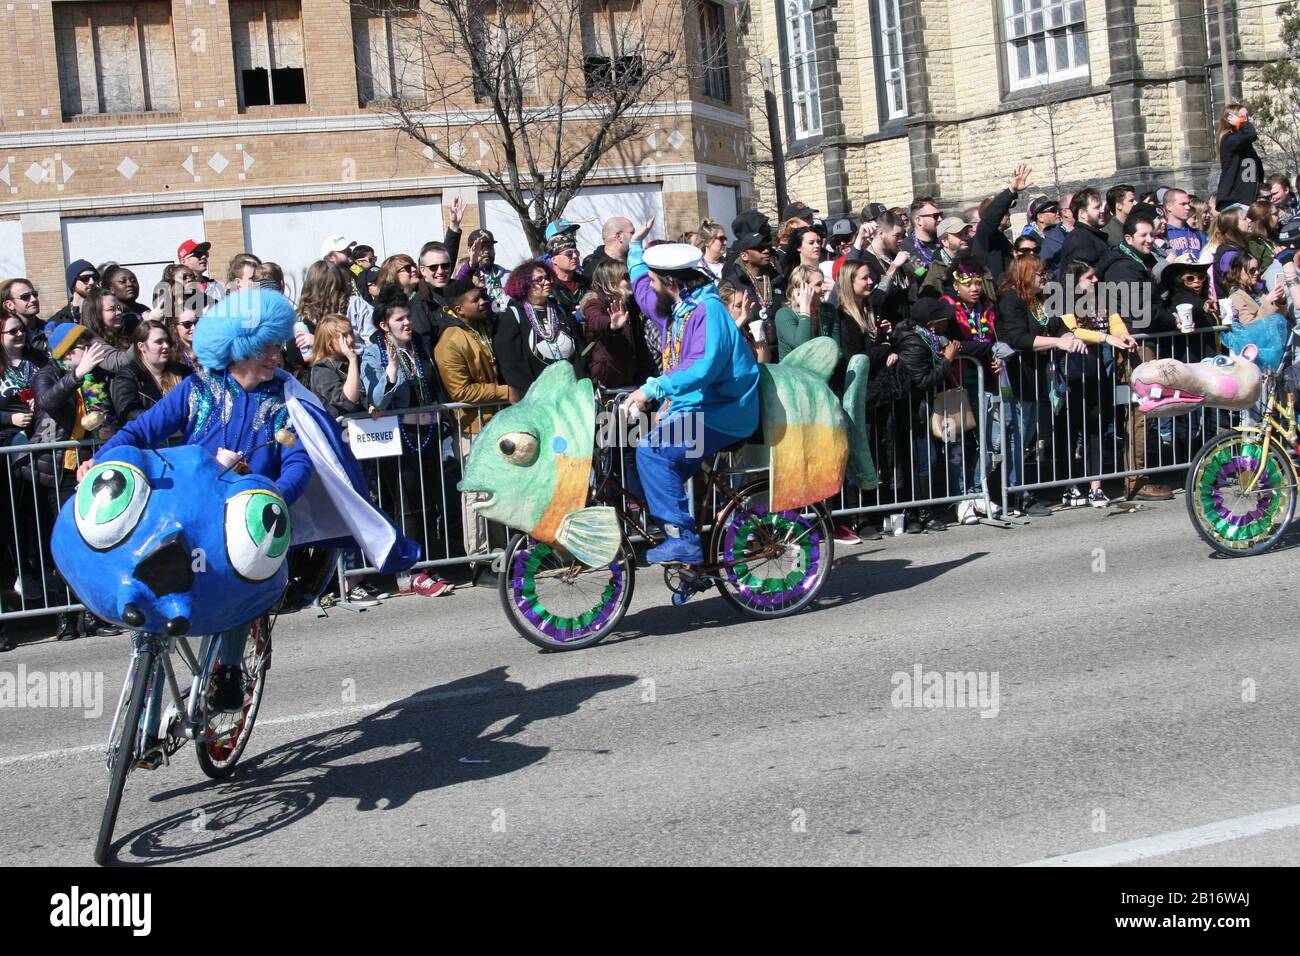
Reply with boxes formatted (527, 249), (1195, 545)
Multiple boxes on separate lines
(1218, 298), (1235, 327)
(1175, 303), (1194, 333)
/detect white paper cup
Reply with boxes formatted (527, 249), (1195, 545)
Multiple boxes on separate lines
(1175, 303), (1194, 332)
(1218, 298), (1235, 326)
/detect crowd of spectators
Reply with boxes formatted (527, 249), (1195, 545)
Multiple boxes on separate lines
(5, 102), (1300, 650)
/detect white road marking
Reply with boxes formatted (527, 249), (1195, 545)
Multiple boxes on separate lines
(1019, 804), (1300, 866)
(0, 684), (494, 768)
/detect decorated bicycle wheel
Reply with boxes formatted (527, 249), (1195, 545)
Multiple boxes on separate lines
(1187, 433), (1297, 557)
(196, 614), (272, 779)
(500, 534), (635, 651)
(711, 480), (833, 618)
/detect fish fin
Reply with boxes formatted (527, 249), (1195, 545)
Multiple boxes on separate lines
(555, 507), (622, 568)
(781, 337), (840, 382)
(841, 354), (878, 490)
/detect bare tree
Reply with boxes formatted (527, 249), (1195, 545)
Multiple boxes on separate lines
(353, 0), (724, 255)
(1245, 1), (1300, 182)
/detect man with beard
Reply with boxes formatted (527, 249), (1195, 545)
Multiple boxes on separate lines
(454, 227), (511, 313)
(845, 210), (912, 329)
(919, 217), (989, 300)
(903, 196), (943, 296)
(620, 225), (760, 566)
(1058, 188), (1110, 273)
(581, 216), (634, 276)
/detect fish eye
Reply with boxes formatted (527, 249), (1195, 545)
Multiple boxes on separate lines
(225, 490), (291, 582)
(498, 432), (539, 466)
(75, 462), (150, 551)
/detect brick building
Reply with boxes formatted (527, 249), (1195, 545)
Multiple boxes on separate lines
(0, 0), (751, 303)
(740, 0), (1288, 222)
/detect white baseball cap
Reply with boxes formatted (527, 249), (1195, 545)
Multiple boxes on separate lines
(320, 234), (355, 257)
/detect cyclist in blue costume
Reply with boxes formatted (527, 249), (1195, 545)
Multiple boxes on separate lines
(620, 217), (760, 565)
(81, 288), (417, 711)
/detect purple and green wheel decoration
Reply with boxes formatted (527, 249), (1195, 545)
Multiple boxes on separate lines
(720, 504), (822, 610)
(510, 542), (625, 643)
(1195, 440), (1288, 545)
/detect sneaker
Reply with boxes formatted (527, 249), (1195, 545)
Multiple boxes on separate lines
(1062, 485), (1086, 508)
(1088, 488), (1110, 508)
(360, 581), (392, 600)
(211, 665), (245, 714)
(956, 500), (979, 525)
(904, 513), (925, 534)
(833, 523), (863, 544)
(645, 529), (704, 565)
(411, 573), (453, 597)
(918, 510), (947, 532)
(345, 587), (380, 608)
(856, 522), (883, 541)
(1020, 495), (1053, 517)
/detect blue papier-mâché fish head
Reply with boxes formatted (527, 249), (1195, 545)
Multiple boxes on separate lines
(52, 444), (291, 637)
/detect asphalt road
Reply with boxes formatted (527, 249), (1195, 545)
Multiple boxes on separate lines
(2, 494), (1297, 866)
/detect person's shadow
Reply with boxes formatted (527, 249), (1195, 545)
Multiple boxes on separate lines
(114, 666), (636, 864)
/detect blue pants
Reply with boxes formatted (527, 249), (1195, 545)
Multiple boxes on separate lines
(635, 416), (737, 533)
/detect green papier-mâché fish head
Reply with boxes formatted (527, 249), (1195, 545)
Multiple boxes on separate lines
(459, 361), (620, 567)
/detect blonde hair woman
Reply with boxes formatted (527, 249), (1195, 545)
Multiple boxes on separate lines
(775, 264), (839, 362)
(307, 313), (364, 419)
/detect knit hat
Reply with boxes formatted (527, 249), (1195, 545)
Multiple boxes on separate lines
(46, 321), (88, 360)
(65, 259), (97, 294)
(193, 288), (296, 371)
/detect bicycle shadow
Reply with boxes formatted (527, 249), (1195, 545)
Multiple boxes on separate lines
(112, 666), (636, 865)
(589, 551), (987, 648)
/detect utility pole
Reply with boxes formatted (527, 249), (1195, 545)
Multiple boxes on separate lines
(760, 56), (789, 218)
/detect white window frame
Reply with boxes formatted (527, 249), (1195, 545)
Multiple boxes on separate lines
(1003, 0), (1089, 90)
(782, 0), (821, 140)
(875, 0), (906, 120)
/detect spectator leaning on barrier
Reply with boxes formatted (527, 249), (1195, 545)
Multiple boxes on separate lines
(994, 254), (1088, 517)
(1, 310), (46, 445)
(109, 319), (186, 424)
(495, 258), (586, 402)
(1154, 256), (1217, 362)
(1, 277), (46, 353)
(434, 279), (512, 559)
(31, 322), (121, 639)
(1216, 104), (1263, 212)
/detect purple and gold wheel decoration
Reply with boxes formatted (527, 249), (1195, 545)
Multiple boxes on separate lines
(1194, 439), (1290, 548)
(510, 542), (625, 643)
(720, 504), (823, 611)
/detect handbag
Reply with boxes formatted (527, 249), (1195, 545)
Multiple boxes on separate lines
(930, 386), (975, 442)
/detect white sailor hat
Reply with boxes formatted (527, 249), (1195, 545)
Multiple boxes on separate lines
(643, 242), (709, 276)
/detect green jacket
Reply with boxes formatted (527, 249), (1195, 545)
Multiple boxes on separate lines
(775, 303), (840, 361)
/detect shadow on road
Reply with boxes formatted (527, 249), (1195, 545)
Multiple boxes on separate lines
(588, 549), (988, 649)
(110, 665), (636, 865)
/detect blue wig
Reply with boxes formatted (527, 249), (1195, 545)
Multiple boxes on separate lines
(193, 289), (296, 371)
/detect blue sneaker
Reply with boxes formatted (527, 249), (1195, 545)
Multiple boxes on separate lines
(644, 529), (703, 565)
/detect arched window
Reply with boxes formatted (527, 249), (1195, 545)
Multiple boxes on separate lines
(782, 0), (821, 139)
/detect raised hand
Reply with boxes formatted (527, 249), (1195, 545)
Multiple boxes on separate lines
(632, 215), (656, 243)
(608, 298), (628, 330)
(1009, 163), (1032, 193)
(449, 195), (466, 230)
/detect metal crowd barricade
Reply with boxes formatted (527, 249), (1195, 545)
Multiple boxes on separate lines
(997, 325), (1231, 511)
(1, 435), (100, 621)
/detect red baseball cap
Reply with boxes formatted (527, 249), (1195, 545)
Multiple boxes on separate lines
(177, 239), (211, 260)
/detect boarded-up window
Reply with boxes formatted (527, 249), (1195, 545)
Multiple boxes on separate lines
(231, 1), (307, 109)
(581, 0), (644, 98)
(54, 2), (180, 118)
(351, 0), (423, 104)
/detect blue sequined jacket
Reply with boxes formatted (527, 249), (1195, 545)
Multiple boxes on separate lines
(96, 368), (313, 503)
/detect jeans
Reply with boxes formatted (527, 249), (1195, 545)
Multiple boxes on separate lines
(636, 416), (737, 533)
(1005, 396), (1039, 495)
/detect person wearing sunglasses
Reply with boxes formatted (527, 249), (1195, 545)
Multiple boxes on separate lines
(48, 259), (100, 327)
(720, 230), (785, 359)
(495, 258), (586, 401)
(167, 308), (201, 370)
(0, 277), (47, 353)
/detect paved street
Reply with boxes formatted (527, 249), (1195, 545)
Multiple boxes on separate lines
(2, 494), (1297, 866)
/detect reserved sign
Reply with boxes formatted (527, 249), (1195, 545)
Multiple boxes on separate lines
(346, 415), (402, 459)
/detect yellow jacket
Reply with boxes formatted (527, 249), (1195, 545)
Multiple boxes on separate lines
(434, 321), (510, 435)
(1060, 313), (1128, 344)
